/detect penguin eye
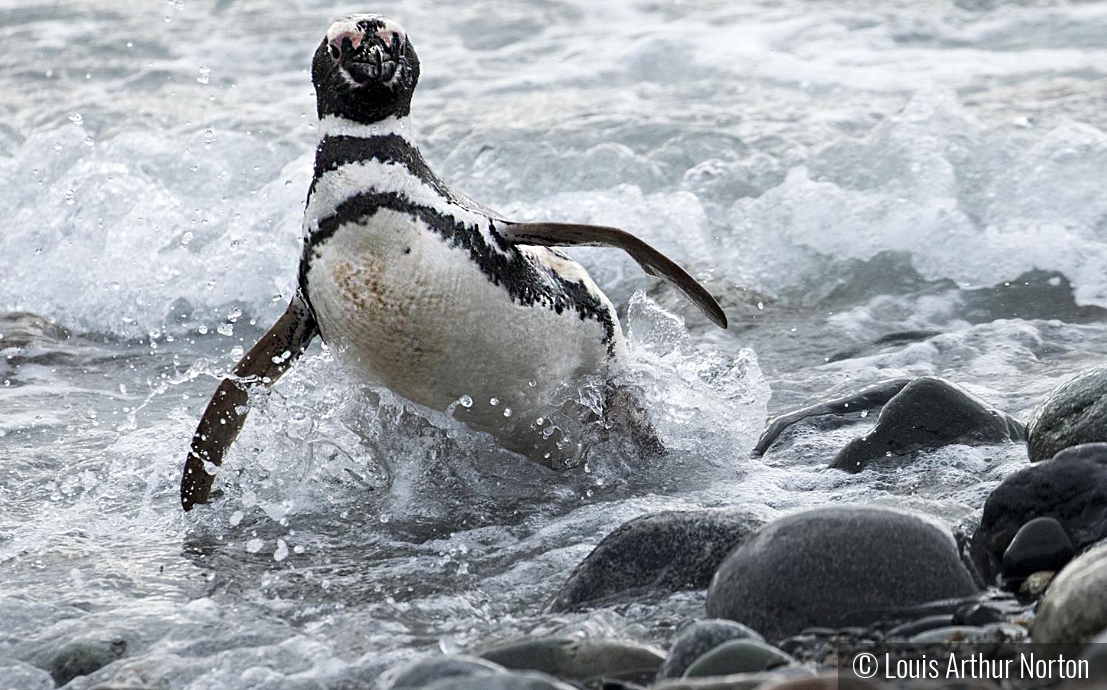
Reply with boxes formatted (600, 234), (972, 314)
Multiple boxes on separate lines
(328, 44), (341, 60)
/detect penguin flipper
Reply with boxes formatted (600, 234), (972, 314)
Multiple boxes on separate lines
(180, 294), (319, 511)
(500, 221), (728, 329)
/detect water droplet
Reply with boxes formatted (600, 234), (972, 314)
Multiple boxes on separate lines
(64, 189), (76, 205)
(245, 538), (264, 553)
(229, 510), (244, 526)
(458, 395), (473, 408)
(203, 129), (215, 149)
(180, 231), (193, 246)
(198, 325), (208, 335)
(84, 136), (94, 147)
(860, 410), (869, 418)
(227, 307), (242, 322)
(217, 323), (233, 336)
(197, 65), (210, 84)
(68, 112), (83, 126)
(489, 397), (500, 406)
(757, 301), (764, 310)
(503, 408), (513, 418)
(273, 539), (289, 562)
(528, 379), (537, 387)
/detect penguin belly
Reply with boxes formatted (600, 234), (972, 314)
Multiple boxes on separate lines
(305, 207), (621, 462)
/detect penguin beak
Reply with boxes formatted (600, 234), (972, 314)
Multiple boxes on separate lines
(328, 27), (407, 83)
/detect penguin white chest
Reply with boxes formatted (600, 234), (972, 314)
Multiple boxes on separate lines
(304, 206), (622, 446)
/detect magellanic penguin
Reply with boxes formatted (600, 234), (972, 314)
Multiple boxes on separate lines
(180, 14), (728, 510)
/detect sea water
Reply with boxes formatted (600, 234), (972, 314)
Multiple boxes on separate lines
(2, 0), (1107, 687)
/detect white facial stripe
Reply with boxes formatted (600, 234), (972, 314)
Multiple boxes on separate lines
(305, 157), (506, 253)
(317, 115), (415, 143)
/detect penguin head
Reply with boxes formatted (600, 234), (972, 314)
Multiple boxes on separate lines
(312, 15), (421, 125)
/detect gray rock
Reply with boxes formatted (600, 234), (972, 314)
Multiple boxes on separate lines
(478, 637), (665, 684)
(705, 505), (979, 641)
(829, 377), (1024, 473)
(1001, 516), (1075, 580)
(885, 615), (955, 639)
(970, 443), (1107, 582)
(386, 655), (507, 689)
(657, 620), (764, 680)
(423, 671), (579, 690)
(1028, 364), (1107, 461)
(1079, 628), (1107, 682)
(552, 510), (764, 611)
(907, 626), (989, 644)
(1032, 541), (1107, 643)
(682, 639), (792, 677)
(757, 675), (890, 690)
(48, 638), (127, 686)
(653, 666), (815, 690)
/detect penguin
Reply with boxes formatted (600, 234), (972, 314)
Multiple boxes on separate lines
(180, 14), (727, 510)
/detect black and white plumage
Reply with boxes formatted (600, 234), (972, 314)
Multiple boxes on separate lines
(180, 14), (727, 510)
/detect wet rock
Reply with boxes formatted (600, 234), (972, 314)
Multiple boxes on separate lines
(758, 675), (890, 690)
(551, 510), (764, 611)
(423, 671), (579, 690)
(705, 505), (979, 641)
(1079, 628), (1107, 682)
(960, 269), (1107, 324)
(48, 638), (127, 686)
(1001, 517), (1074, 580)
(386, 655), (508, 689)
(907, 626), (989, 644)
(1028, 364), (1107, 461)
(828, 377), (1024, 473)
(478, 637), (665, 684)
(653, 666), (815, 690)
(970, 443), (1107, 582)
(0, 662), (54, 690)
(1020, 571), (1055, 597)
(682, 639), (792, 677)
(885, 615), (955, 639)
(657, 620), (764, 680)
(754, 378), (914, 457)
(952, 601), (1009, 627)
(1032, 541), (1107, 643)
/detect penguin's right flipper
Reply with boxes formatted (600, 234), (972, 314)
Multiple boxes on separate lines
(180, 294), (319, 511)
(752, 377), (915, 457)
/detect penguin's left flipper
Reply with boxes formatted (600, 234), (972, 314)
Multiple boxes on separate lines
(500, 221), (728, 329)
(180, 294), (319, 511)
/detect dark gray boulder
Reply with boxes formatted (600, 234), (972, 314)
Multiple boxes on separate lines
(551, 509), (764, 611)
(829, 377), (1024, 473)
(423, 672), (580, 690)
(1031, 541), (1107, 643)
(970, 443), (1107, 583)
(478, 637), (665, 685)
(705, 505), (979, 641)
(386, 655), (508, 689)
(657, 620), (764, 680)
(1028, 365), (1107, 462)
(1001, 516), (1074, 580)
(48, 638), (127, 686)
(682, 639), (792, 677)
